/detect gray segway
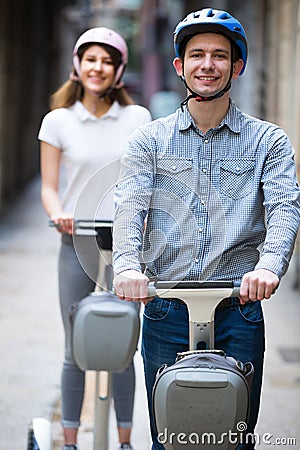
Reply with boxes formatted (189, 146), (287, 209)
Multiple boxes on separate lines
(28, 220), (140, 450)
(150, 281), (254, 450)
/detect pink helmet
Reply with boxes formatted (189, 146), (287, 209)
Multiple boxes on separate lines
(72, 27), (128, 87)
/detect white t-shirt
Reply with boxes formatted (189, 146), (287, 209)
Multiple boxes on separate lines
(38, 100), (152, 220)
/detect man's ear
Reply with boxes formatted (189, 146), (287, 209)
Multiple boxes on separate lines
(173, 57), (183, 77)
(232, 59), (244, 79)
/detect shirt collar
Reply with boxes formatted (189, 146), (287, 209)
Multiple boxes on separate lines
(178, 99), (241, 134)
(71, 100), (122, 122)
(221, 100), (242, 133)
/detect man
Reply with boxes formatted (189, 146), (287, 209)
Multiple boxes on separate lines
(113, 8), (300, 450)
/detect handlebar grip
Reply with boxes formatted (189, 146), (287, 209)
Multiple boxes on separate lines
(147, 283), (158, 298)
(231, 283), (241, 298)
(111, 285), (157, 298)
(49, 219), (112, 227)
(148, 280), (241, 297)
(48, 220), (58, 228)
(112, 281), (241, 298)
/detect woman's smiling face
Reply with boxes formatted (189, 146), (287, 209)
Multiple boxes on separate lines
(80, 44), (115, 96)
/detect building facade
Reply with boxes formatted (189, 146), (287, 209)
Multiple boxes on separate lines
(0, 0), (299, 269)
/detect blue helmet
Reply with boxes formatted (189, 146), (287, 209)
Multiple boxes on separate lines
(174, 8), (248, 75)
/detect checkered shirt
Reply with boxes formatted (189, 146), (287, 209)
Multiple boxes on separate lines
(113, 100), (300, 282)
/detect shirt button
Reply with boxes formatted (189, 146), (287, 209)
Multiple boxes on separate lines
(202, 168), (207, 173)
(204, 139), (209, 143)
(171, 165), (177, 171)
(198, 227), (203, 232)
(195, 258), (199, 263)
(201, 199), (205, 205)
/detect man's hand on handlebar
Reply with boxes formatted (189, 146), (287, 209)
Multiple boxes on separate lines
(113, 270), (154, 304)
(113, 268), (279, 305)
(239, 269), (279, 304)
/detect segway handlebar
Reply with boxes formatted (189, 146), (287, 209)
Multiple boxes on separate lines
(146, 280), (242, 349)
(147, 280), (241, 299)
(49, 219), (112, 235)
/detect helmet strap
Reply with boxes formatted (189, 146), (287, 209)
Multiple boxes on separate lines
(98, 62), (126, 98)
(69, 71), (80, 82)
(99, 87), (114, 100)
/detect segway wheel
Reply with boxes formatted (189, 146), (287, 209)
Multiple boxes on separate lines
(27, 424), (40, 450)
(27, 418), (51, 450)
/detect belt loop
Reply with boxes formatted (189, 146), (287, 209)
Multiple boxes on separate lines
(230, 297), (237, 310)
(173, 298), (180, 309)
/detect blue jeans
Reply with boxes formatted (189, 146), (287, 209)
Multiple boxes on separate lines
(141, 297), (265, 450)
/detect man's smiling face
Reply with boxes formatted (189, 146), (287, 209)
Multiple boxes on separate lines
(173, 32), (243, 98)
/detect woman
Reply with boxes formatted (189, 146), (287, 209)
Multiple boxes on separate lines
(38, 27), (151, 450)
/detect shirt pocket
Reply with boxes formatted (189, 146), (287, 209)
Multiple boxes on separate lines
(155, 157), (193, 199)
(220, 158), (255, 199)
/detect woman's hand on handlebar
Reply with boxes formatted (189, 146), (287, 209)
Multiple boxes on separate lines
(239, 269), (279, 304)
(113, 270), (154, 304)
(50, 214), (74, 235)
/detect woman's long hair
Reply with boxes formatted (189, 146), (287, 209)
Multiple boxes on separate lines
(49, 43), (134, 110)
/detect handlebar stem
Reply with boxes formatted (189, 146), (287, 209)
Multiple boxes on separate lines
(148, 281), (241, 350)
